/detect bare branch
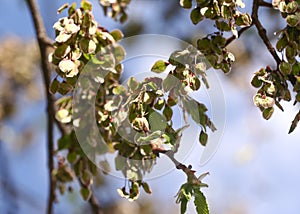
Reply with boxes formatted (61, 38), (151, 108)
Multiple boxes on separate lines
(54, 117), (68, 136)
(25, 1), (56, 213)
(252, 0), (281, 65)
(89, 194), (104, 214)
(153, 149), (199, 182)
(225, 26), (252, 47)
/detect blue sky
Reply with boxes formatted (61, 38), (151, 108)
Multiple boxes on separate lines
(0, 0), (300, 213)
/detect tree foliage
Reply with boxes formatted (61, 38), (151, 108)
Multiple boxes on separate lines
(23, 0), (300, 213)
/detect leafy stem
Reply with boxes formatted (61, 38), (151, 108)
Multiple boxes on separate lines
(26, 1), (103, 213)
(153, 149), (208, 186)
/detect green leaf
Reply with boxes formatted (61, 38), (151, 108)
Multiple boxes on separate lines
(279, 61), (291, 75)
(129, 182), (140, 201)
(58, 133), (72, 150)
(180, 0), (192, 8)
(212, 35), (226, 47)
(74, 159), (83, 176)
(49, 78), (59, 94)
(80, 187), (91, 201)
(58, 183), (66, 195)
(285, 45), (297, 60)
(67, 152), (77, 164)
(286, 1), (298, 13)
(110, 29), (124, 41)
(55, 167), (74, 182)
(57, 82), (73, 95)
(276, 35), (288, 52)
(113, 45), (126, 63)
(262, 107), (274, 120)
(68, 3), (76, 16)
(151, 60), (168, 73)
(162, 132), (176, 145)
(289, 111), (300, 134)
(120, 13), (128, 23)
(199, 130), (208, 146)
(286, 14), (300, 27)
(163, 105), (173, 121)
(167, 96), (177, 106)
(296, 92), (300, 102)
(127, 77), (140, 92)
(113, 85), (127, 95)
(292, 62), (300, 75)
(182, 98), (200, 122)
(149, 111), (167, 131)
(235, 13), (252, 27)
(141, 182), (152, 194)
(81, 170), (92, 186)
(193, 188), (209, 214)
(163, 75), (178, 92)
(137, 130), (162, 143)
(81, 0), (92, 11)
(88, 161), (98, 176)
(154, 98), (165, 110)
(99, 160), (111, 174)
(82, 12), (91, 27)
(190, 8), (203, 25)
(215, 20), (231, 31)
(115, 155), (126, 171)
(197, 38), (211, 52)
(180, 198), (188, 214)
(251, 75), (262, 88)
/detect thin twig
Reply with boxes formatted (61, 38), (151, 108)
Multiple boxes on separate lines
(54, 117), (68, 135)
(225, 26), (252, 47)
(25, 1), (56, 213)
(89, 194), (104, 214)
(252, 0), (281, 65)
(153, 149), (198, 181)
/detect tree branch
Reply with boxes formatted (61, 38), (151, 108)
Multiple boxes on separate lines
(26, 1), (56, 213)
(258, 0), (273, 8)
(89, 194), (103, 214)
(225, 26), (252, 47)
(54, 117), (68, 136)
(252, 0), (281, 65)
(153, 149), (199, 182)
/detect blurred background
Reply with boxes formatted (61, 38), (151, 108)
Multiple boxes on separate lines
(0, 0), (299, 213)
